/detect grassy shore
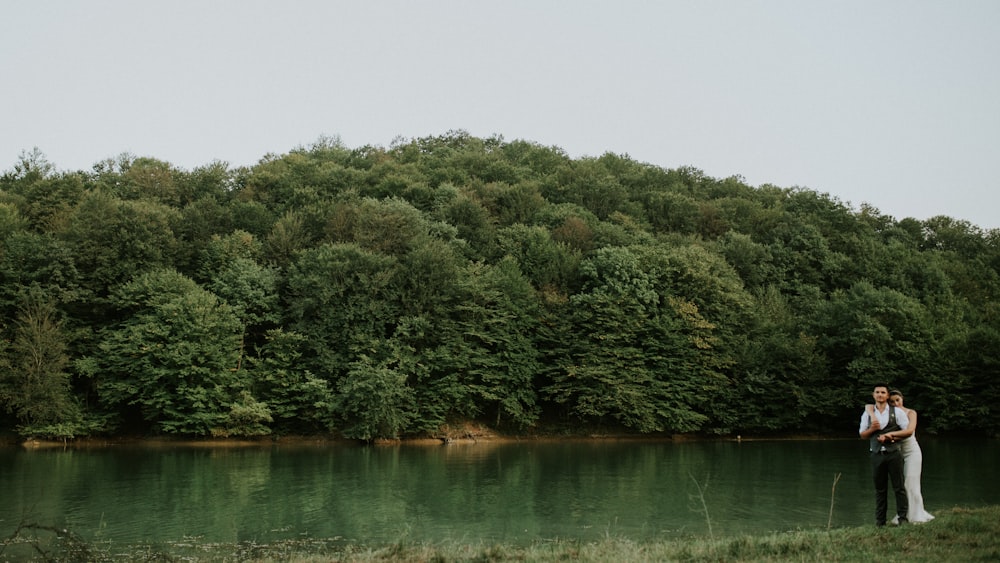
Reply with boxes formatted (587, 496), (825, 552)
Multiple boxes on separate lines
(4, 505), (997, 562)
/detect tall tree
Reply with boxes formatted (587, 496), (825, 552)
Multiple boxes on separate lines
(60, 192), (180, 297)
(249, 329), (334, 433)
(451, 259), (541, 429)
(811, 281), (934, 419)
(0, 287), (82, 437)
(81, 269), (247, 435)
(334, 337), (416, 441)
(544, 247), (718, 433)
(284, 243), (400, 386)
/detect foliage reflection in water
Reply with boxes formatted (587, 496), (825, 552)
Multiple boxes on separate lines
(1, 437), (997, 547)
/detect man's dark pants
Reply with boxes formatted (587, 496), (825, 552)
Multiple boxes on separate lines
(871, 448), (908, 526)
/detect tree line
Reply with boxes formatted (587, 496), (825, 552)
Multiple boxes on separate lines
(1, 132), (998, 441)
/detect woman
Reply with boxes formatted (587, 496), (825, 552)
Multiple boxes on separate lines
(885, 390), (935, 523)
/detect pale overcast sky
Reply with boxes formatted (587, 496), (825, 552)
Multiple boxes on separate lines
(2, 1), (998, 228)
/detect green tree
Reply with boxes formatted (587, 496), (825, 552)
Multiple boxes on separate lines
(229, 199), (277, 238)
(218, 390), (273, 437)
(82, 269), (246, 435)
(394, 237), (463, 317)
(645, 191), (701, 235)
(262, 210), (316, 268)
(178, 160), (233, 204)
(544, 247), (716, 433)
(351, 197), (441, 256)
(0, 202), (27, 238)
(548, 157), (628, 220)
(199, 231), (281, 358)
(335, 339), (415, 441)
(60, 192), (180, 296)
(0, 170), (87, 232)
(470, 181), (546, 226)
(2, 134), (998, 439)
(812, 281), (933, 418)
(3, 147), (55, 183)
(284, 243), (400, 385)
(237, 144), (364, 214)
(0, 287), (83, 437)
(496, 224), (580, 293)
(453, 259), (541, 429)
(727, 286), (828, 432)
(0, 232), (84, 312)
(435, 191), (497, 260)
(118, 157), (183, 205)
(173, 197), (235, 274)
(715, 231), (775, 289)
(249, 329), (334, 433)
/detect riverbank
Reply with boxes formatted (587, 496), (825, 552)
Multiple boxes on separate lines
(4, 506), (997, 562)
(6, 419), (838, 449)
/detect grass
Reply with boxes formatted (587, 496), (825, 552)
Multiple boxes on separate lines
(3, 506), (998, 562)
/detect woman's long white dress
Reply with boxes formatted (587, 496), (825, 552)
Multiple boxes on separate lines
(896, 433), (935, 523)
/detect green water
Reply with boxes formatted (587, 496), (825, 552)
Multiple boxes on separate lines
(1, 437), (996, 547)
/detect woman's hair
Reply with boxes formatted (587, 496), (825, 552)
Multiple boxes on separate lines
(889, 389), (903, 398)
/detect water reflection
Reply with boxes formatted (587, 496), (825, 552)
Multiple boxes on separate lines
(1, 437), (996, 546)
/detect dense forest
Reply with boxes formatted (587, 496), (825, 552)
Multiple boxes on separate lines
(1, 132), (998, 441)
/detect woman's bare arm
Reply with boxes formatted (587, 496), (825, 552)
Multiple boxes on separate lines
(890, 408), (917, 439)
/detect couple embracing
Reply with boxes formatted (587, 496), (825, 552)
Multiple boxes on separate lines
(858, 383), (935, 527)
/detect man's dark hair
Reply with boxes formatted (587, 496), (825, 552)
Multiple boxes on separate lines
(873, 383), (891, 392)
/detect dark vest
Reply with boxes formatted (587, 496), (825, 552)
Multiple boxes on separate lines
(869, 405), (902, 453)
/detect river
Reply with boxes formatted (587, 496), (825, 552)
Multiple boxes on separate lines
(1, 436), (996, 547)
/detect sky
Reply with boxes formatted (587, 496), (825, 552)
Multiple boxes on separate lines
(2, 1), (998, 229)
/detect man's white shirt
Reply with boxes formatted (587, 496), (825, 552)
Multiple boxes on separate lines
(859, 405), (910, 436)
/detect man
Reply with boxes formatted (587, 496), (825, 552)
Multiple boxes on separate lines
(859, 383), (910, 526)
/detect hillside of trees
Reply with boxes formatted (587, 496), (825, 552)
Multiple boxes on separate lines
(1, 132), (998, 441)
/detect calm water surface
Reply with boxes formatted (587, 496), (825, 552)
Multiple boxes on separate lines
(1, 437), (997, 547)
